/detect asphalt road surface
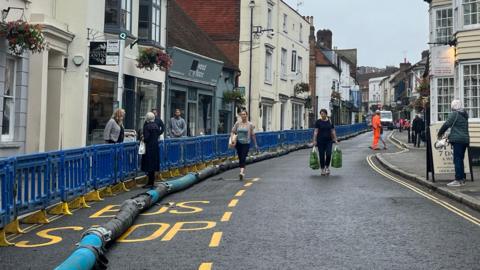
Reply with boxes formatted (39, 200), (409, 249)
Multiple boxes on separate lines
(1, 132), (480, 270)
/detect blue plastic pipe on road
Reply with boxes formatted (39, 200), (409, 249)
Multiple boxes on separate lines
(55, 234), (103, 270)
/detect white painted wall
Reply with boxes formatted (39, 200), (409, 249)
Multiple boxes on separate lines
(316, 66), (339, 115)
(369, 76), (387, 105)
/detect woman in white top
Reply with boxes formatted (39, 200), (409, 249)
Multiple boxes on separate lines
(230, 110), (259, 180)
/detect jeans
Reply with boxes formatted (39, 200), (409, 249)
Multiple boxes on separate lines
(452, 142), (468, 181)
(236, 143), (250, 168)
(317, 141), (333, 169)
(414, 131), (421, 147)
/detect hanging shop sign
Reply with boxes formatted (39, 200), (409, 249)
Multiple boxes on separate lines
(431, 46), (455, 77)
(89, 40), (120, 66)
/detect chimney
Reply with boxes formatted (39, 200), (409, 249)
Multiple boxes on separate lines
(399, 62), (411, 71)
(421, 50), (429, 59)
(317, 29), (332, 49)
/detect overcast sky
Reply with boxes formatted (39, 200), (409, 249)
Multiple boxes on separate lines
(283, 0), (429, 68)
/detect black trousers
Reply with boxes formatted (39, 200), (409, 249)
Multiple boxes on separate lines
(414, 131), (421, 147)
(236, 143), (250, 168)
(317, 141), (333, 169)
(147, 171), (155, 185)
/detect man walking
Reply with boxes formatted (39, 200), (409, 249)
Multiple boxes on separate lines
(151, 108), (165, 136)
(370, 110), (381, 150)
(169, 108), (187, 138)
(412, 114), (425, 148)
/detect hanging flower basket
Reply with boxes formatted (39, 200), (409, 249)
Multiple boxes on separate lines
(0, 20), (46, 55)
(136, 48), (172, 71)
(223, 90), (246, 105)
(294, 82), (310, 96)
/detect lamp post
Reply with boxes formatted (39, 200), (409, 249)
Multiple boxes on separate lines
(248, 0), (255, 121)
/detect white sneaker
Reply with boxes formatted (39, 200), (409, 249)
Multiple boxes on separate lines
(447, 180), (465, 187)
(325, 167), (331, 176)
(321, 168), (326, 176)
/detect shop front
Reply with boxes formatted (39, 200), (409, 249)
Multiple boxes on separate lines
(166, 47), (223, 137)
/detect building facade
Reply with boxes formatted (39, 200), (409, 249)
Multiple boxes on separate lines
(369, 76), (388, 108)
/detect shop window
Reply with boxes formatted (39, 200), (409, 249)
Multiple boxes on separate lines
(218, 110), (231, 134)
(292, 103), (303, 129)
(105, 0), (132, 34)
(170, 90), (186, 119)
(198, 94), (213, 135)
(139, 0), (162, 45)
(88, 70), (118, 144)
(262, 104), (273, 131)
(136, 80), (160, 129)
(1, 58), (16, 142)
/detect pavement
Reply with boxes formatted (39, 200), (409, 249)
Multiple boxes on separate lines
(1, 132), (480, 269)
(376, 130), (480, 211)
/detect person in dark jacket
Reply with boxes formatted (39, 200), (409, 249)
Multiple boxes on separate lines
(151, 108), (165, 136)
(141, 112), (162, 188)
(437, 100), (470, 187)
(412, 114), (425, 147)
(312, 109), (339, 176)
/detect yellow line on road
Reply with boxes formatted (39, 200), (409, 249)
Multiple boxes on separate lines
(251, 178), (260, 182)
(221, 212), (232, 222)
(228, 199), (239, 208)
(244, 182), (253, 187)
(209, 232), (223, 247)
(235, 190), (246, 197)
(198, 262), (213, 270)
(367, 155), (480, 226)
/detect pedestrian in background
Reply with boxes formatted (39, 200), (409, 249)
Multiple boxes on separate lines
(412, 114), (425, 148)
(169, 108), (187, 138)
(370, 110), (381, 150)
(437, 100), (470, 187)
(141, 112), (161, 188)
(230, 110), (259, 180)
(104, 108), (125, 144)
(312, 109), (338, 176)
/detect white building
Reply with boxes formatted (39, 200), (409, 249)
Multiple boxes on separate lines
(369, 76), (388, 106)
(239, 0), (310, 131)
(315, 49), (340, 116)
(0, 0), (168, 156)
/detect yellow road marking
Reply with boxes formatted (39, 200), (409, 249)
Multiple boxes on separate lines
(199, 262), (213, 270)
(209, 232), (223, 247)
(244, 182), (253, 187)
(367, 155), (480, 226)
(252, 178), (260, 182)
(228, 199), (239, 208)
(221, 212), (232, 222)
(235, 190), (246, 197)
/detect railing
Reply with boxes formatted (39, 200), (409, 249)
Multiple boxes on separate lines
(0, 124), (367, 230)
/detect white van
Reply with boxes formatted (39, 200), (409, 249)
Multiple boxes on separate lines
(380, 110), (394, 129)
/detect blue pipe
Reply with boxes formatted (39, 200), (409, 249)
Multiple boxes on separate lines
(54, 234), (102, 270)
(165, 173), (198, 193)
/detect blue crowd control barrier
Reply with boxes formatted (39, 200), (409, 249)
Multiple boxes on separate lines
(0, 158), (14, 229)
(119, 142), (138, 180)
(61, 149), (89, 202)
(201, 136), (216, 162)
(215, 135), (234, 159)
(13, 153), (51, 215)
(158, 141), (167, 172)
(91, 145), (116, 189)
(165, 139), (183, 170)
(183, 138), (201, 166)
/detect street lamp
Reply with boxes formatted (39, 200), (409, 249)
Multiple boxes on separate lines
(248, 0), (255, 121)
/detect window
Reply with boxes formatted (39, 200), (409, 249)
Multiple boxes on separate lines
(291, 50), (297, 72)
(267, 6), (273, 31)
(139, 0), (161, 43)
(281, 48), (287, 79)
(463, 64), (480, 118)
(137, 80), (160, 129)
(297, 56), (303, 75)
(436, 8), (453, 43)
(292, 103), (303, 129)
(1, 58), (16, 141)
(299, 23), (303, 43)
(283, 14), (288, 33)
(265, 48), (273, 83)
(105, 0), (132, 33)
(262, 104), (273, 131)
(464, 0), (480, 25)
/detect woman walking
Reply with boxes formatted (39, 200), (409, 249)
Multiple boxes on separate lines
(437, 100), (470, 187)
(229, 110), (259, 180)
(312, 109), (339, 176)
(141, 112), (162, 188)
(103, 109), (125, 144)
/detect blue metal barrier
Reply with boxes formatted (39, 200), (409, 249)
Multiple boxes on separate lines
(0, 124), (368, 230)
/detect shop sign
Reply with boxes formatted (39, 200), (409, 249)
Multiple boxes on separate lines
(89, 40), (120, 66)
(431, 46), (455, 77)
(429, 123), (470, 174)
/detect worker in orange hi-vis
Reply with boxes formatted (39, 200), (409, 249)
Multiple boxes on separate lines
(370, 110), (381, 150)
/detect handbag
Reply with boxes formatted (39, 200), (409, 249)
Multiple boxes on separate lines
(228, 134), (237, 149)
(434, 112), (459, 149)
(309, 147), (320, 170)
(138, 141), (146, 155)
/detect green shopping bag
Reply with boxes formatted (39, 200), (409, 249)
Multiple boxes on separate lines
(331, 146), (342, 168)
(309, 147), (320, 170)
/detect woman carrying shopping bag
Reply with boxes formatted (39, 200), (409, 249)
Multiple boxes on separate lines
(229, 110), (259, 180)
(312, 109), (339, 176)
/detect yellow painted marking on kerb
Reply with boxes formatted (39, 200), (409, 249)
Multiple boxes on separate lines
(367, 155), (480, 226)
(221, 212), (232, 222)
(199, 262), (213, 270)
(244, 182), (253, 187)
(209, 232), (223, 247)
(235, 190), (246, 197)
(228, 199), (239, 208)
